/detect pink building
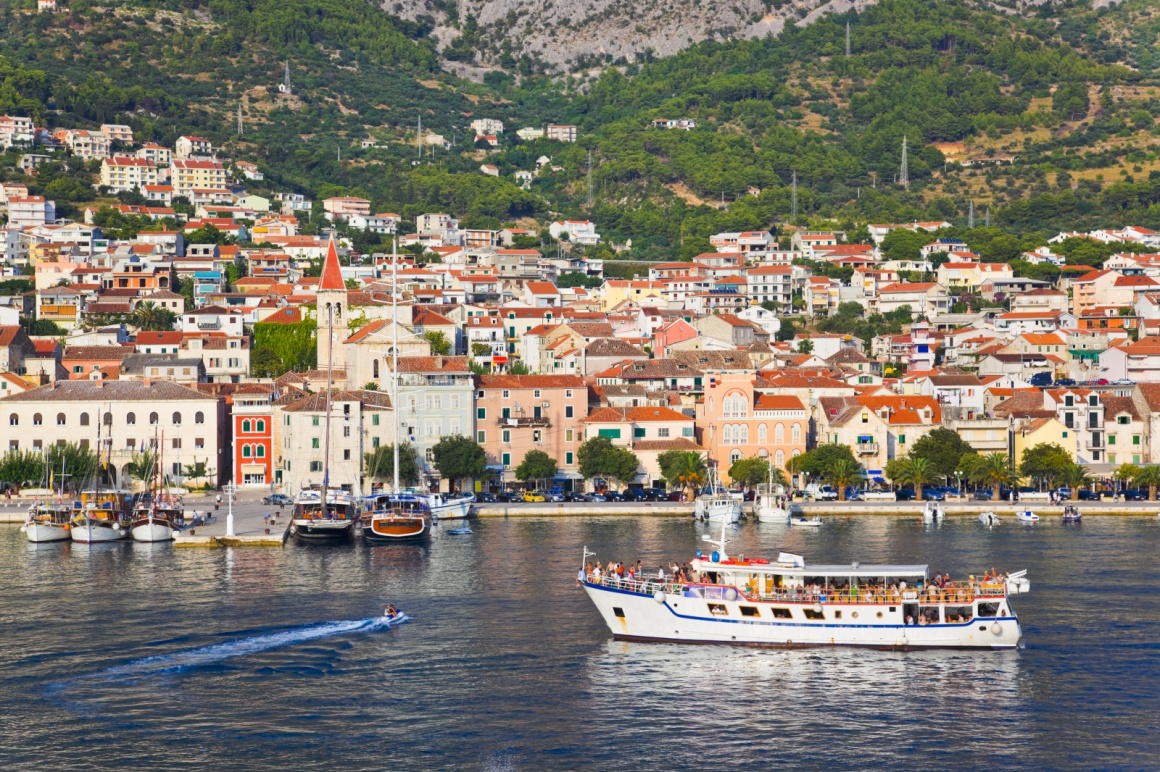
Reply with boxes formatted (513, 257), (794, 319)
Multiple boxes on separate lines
(697, 372), (808, 476)
(474, 375), (587, 488)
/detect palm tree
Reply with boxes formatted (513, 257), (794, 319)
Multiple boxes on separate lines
(659, 450), (708, 502)
(972, 453), (1014, 501)
(133, 301), (176, 332)
(1059, 462), (1092, 502)
(824, 458), (861, 502)
(1132, 465), (1160, 501)
(891, 456), (938, 500)
(125, 450), (158, 486)
(1114, 463), (1141, 498)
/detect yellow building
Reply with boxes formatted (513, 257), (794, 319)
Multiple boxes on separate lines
(597, 280), (666, 311)
(1013, 417), (1075, 466)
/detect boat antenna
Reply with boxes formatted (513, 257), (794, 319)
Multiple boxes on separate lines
(392, 235), (400, 496)
(702, 521), (729, 560)
(582, 546), (596, 571)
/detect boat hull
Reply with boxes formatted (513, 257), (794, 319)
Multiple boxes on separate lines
(131, 519), (176, 542)
(24, 522), (71, 543)
(71, 520), (128, 543)
(291, 519), (355, 540)
(697, 499), (740, 523)
(426, 498), (472, 520)
(582, 581), (1021, 650)
(363, 517), (429, 543)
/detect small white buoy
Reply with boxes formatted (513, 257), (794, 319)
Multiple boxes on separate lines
(653, 590), (666, 603)
(991, 623), (1002, 636)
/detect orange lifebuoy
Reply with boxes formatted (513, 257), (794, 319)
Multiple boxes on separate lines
(752, 558), (770, 565)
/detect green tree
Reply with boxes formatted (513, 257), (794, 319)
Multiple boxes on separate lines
(824, 458), (862, 501)
(728, 456), (770, 489)
(430, 435), (487, 488)
(0, 450), (46, 488)
(880, 228), (927, 264)
(514, 449), (558, 490)
(125, 450), (158, 484)
(133, 301), (176, 332)
(577, 435), (640, 489)
(1131, 465), (1160, 501)
(1059, 462), (1091, 502)
(507, 360), (530, 375)
(886, 455), (938, 499)
(423, 330), (452, 356)
(44, 442), (99, 493)
(796, 337), (814, 354)
(364, 443), (421, 487)
(250, 347), (285, 379)
(182, 459), (215, 485)
(909, 428), (976, 480)
(1018, 443), (1072, 489)
(787, 444), (857, 479)
(657, 449), (708, 500)
(971, 453), (1014, 501)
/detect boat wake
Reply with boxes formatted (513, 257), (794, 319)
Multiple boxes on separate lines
(81, 615), (408, 681)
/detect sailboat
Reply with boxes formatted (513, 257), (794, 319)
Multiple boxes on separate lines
(131, 430), (183, 542)
(753, 463), (787, 523)
(72, 411), (131, 543)
(22, 454), (72, 543)
(291, 239), (357, 541)
(363, 240), (432, 544)
(694, 467), (740, 523)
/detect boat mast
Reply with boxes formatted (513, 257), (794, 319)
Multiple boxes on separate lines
(392, 236), (400, 496)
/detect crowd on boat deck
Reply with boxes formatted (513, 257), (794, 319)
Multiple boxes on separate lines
(579, 561), (694, 586)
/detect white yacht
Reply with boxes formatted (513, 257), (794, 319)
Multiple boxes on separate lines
(922, 500), (946, 522)
(694, 469), (740, 524)
(580, 528), (1027, 650)
(753, 467), (787, 523)
(421, 491), (474, 520)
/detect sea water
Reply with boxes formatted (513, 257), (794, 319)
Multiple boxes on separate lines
(2, 516), (1158, 769)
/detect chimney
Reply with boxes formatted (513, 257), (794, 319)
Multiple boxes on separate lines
(143, 378), (151, 387)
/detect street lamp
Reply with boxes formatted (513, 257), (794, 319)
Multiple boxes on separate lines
(955, 470), (962, 499)
(224, 481), (236, 537)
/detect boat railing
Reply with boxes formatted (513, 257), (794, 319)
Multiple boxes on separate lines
(587, 574), (1007, 602)
(585, 574), (685, 596)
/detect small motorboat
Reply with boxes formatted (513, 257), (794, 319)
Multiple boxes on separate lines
(922, 500), (946, 523)
(446, 527), (473, 535)
(1062, 506), (1081, 523)
(1015, 510), (1040, 524)
(789, 516), (823, 528)
(978, 512), (1001, 527)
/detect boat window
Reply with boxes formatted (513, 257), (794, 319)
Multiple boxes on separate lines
(833, 610), (842, 619)
(918, 606), (941, 624)
(803, 608), (825, 620)
(977, 602), (1000, 618)
(613, 607), (625, 619)
(739, 606), (760, 618)
(944, 606), (973, 624)
(770, 607), (792, 619)
(707, 603), (728, 616)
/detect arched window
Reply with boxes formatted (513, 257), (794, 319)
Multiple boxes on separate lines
(723, 425), (733, 444)
(8, 413), (17, 426)
(79, 412), (89, 426)
(335, 303), (342, 318)
(775, 449), (785, 467)
(791, 423), (801, 444)
(33, 413), (42, 426)
(256, 445), (265, 458)
(149, 412), (159, 425)
(373, 359), (379, 379)
(738, 396), (748, 416)
(172, 412), (182, 424)
(195, 412), (204, 424)
(242, 420), (251, 433)
(56, 413), (66, 426)
(791, 448), (801, 458)
(103, 412), (112, 426)
(730, 449), (742, 465)
(126, 412), (136, 425)
(242, 445), (252, 458)
(757, 424), (767, 444)
(775, 424), (785, 444)
(738, 424), (749, 445)
(256, 420), (265, 433)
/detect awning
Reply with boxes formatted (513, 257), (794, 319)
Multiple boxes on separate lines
(553, 471), (584, 481)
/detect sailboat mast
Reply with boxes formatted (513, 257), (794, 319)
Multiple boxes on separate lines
(322, 301), (334, 519)
(392, 237), (400, 496)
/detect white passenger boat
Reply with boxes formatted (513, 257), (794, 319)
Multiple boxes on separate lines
(580, 527), (1026, 650)
(922, 500), (946, 522)
(978, 512), (1001, 527)
(694, 469), (740, 524)
(421, 491), (474, 520)
(1015, 510), (1039, 524)
(22, 502), (73, 543)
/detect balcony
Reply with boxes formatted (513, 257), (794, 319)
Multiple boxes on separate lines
(856, 443), (879, 455)
(498, 416), (551, 428)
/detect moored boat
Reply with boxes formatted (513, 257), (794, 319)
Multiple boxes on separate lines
(922, 500), (946, 522)
(361, 493), (431, 543)
(979, 512), (1001, 527)
(131, 494), (183, 542)
(71, 490), (131, 543)
(422, 491), (474, 520)
(291, 487), (358, 540)
(1061, 505), (1081, 523)
(580, 528), (1027, 650)
(1016, 510), (1039, 524)
(695, 469), (739, 523)
(753, 469), (787, 523)
(789, 516), (823, 528)
(22, 502), (73, 543)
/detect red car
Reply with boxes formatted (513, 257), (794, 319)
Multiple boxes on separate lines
(1094, 378), (1110, 386)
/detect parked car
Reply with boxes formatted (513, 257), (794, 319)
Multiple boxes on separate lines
(603, 490), (627, 502)
(1054, 378), (1077, 387)
(494, 491), (520, 503)
(587, 493), (607, 502)
(895, 488), (917, 501)
(262, 493), (294, 506)
(1121, 488), (1147, 501)
(547, 491), (566, 502)
(522, 490), (546, 503)
(665, 490), (687, 502)
(1029, 372), (1053, 387)
(475, 492), (497, 504)
(1077, 490), (1103, 501)
(921, 488), (946, 501)
(808, 485), (839, 501)
(972, 489), (993, 500)
(1113, 378), (1134, 386)
(1094, 378), (1110, 386)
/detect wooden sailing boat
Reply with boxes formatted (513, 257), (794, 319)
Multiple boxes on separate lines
(131, 428), (182, 542)
(73, 405), (131, 543)
(363, 238), (431, 544)
(291, 238), (356, 540)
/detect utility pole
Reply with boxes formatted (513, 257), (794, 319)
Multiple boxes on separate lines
(791, 170), (798, 220)
(845, 20), (851, 58)
(899, 135), (909, 191)
(985, 207), (991, 228)
(283, 62), (292, 96)
(586, 149), (593, 206)
(417, 114), (423, 160)
(237, 103), (243, 137)
(968, 200), (975, 229)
